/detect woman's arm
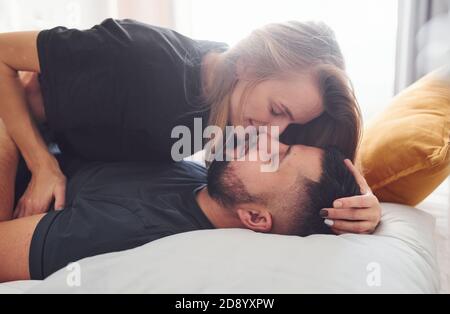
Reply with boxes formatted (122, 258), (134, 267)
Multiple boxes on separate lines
(0, 31), (66, 216)
(0, 118), (18, 222)
(19, 71), (46, 124)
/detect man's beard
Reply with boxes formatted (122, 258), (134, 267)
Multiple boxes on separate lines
(206, 160), (263, 209)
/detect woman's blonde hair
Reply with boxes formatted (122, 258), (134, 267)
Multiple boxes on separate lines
(203, 20), (362, 161)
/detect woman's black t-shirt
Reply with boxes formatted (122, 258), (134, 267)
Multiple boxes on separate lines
(37, 18), (229, 162)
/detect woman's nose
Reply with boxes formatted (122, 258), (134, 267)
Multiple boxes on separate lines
(267, 118), (290, 137)
(278, 119), (291, 134)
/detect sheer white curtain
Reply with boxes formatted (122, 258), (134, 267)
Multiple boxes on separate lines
(0, 0), (174, 32)
(395, 0), (450, 92)
(0, 0), (119, 31)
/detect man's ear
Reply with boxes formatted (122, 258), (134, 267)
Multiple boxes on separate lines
(236, 208), (272, 232)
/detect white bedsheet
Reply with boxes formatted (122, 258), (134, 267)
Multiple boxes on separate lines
(417, 180), (449, 294)
(0, 202), (438, 294)
(0, 281), (39, 294)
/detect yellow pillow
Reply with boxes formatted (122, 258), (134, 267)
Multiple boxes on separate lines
(359, 67), (450, 206)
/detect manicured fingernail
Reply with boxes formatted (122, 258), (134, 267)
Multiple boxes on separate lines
(56, 208), (64, 211)
(320, 209), (329, 218)
(334, 201), (343, 208)
(324, 219), (334, 227)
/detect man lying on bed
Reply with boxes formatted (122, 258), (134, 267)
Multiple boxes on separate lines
(0, 127), (373, 282)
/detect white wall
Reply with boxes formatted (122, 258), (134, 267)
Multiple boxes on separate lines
(117, 0), (175, 27)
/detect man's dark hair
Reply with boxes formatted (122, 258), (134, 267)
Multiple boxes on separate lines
(294, 146), (361, 236)
(207, 146), (361, 236)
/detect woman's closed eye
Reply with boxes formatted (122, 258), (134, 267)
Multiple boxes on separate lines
(270, 103), (284, 117)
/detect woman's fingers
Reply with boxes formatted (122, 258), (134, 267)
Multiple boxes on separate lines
(14, 196), (31, 219)
(326, 220), (375, 234)
(13, 163), (67, 218)
(333, 193), (378, 209)
(15, 198), (32, 218)
(13, 200), (23, 219)
(344, 159), (371, 194)
(331, 227), (368, 236)
(331, 228), (348, 235)
(15, 201), (31, 218)
(14, 187), (52, 219)
(20, 205), (31, 219)
(321, 207), (378, 221)
(54, 181), (66, 210)
(323, 160), (381, 235)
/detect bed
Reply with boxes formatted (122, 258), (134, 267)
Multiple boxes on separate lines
(417, 180), (449, 293)
(0, 201), (445, 294)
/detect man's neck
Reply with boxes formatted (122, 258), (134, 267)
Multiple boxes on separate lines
(195, 187), (244, 229)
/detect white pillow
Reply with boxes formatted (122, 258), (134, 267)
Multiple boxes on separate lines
(25, 203), (439, 294)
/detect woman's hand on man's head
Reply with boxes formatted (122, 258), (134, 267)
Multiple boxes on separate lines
(320, 159), (382, 235)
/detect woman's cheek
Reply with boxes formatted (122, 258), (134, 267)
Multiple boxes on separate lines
(247, 104), (270, 124)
